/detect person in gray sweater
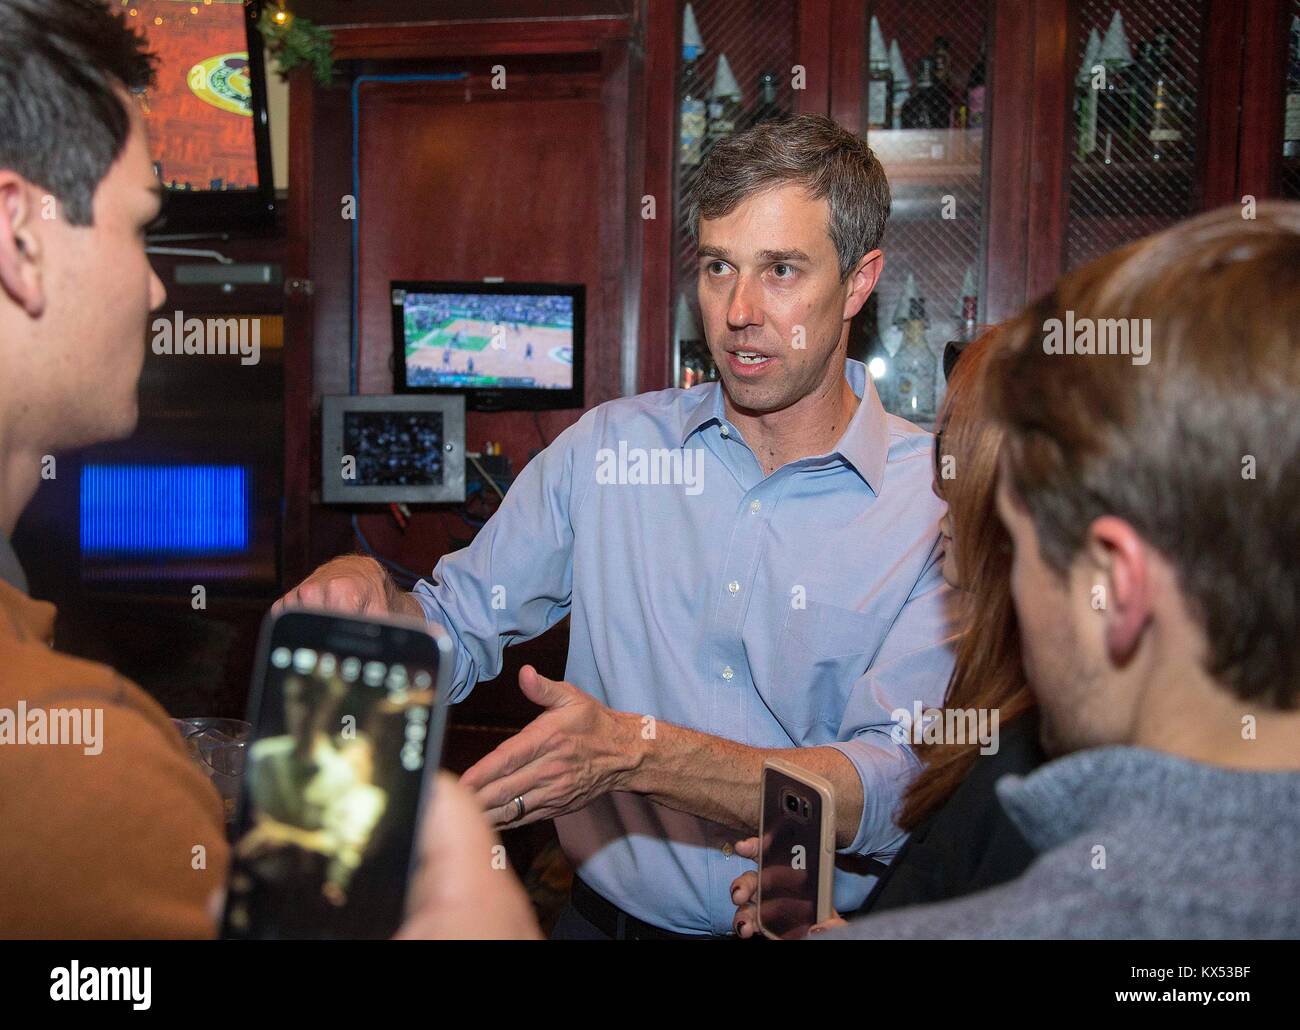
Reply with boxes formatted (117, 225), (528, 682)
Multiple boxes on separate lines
(813, 202), (1300, 940)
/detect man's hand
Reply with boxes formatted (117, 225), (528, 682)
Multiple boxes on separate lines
(729, 836), (847, 939)
(396, 771), (541, 940)
(273, 555), (423, 620)
(460, 665), (642, 828)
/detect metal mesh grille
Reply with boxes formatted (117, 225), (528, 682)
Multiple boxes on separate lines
(1284, 0), (1300, 199)
(671, 0), (799, 387)
(1066, 1), (1204, 269)
(859, 1), (989, 428)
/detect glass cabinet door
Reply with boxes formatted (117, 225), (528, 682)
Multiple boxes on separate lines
(670, 0), (801, 390)
(1065, 0), (1207, 270)
(857, 0), (992, 429)
(1284, 0), (1300, 198)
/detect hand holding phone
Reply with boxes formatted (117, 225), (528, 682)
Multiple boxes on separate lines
(221, 609), (451, 940)
(756, 758), (836, 940)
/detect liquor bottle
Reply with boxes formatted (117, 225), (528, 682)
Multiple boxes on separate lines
(745, 70), (786, 129)
(901, 57), (951, 130)
(893, 296), (938, 423)
(1147, 30), (1185, 162)
(679, 3), (707, 167)
(966, 46), (986, 129)
(1284, 14), (1300, 159)
(957, 265), (979, 341)
(931, 37), (961, 126)
(866, 16), (894, 132)
(1095, 10), (1135, 163)
(889, 39), (911, 129)
(706, 53), (742, 149)
(1075, 26), (1102, 161)
(857, 293), (896, 412)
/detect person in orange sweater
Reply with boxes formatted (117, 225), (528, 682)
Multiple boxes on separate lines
(0, 0), (229, 938)
(0, 0), (540, 941)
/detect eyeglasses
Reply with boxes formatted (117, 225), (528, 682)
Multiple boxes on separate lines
(932, 420), (948, 487)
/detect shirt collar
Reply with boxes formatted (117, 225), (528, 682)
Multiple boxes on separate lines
(678, 358), (891, 494)
(0, 533), (28, 594)
(995, 745), (1300, 853)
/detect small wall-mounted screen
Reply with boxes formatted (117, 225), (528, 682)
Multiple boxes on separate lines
(321, 395), (465, 505)
(342, 411), (445, 488)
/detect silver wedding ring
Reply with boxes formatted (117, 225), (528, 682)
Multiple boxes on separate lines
(512, 795), (527, 821)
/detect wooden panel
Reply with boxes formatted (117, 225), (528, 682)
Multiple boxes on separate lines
(828, 0), (865, 129)
(983, 0), (1037, 320)
(1238, 0), (1289, 200)
(636, 0), (676, 393)
(1200, 0), (1249, 208)
(1024, 0), (1071, 302)
(796, 0), (832, 115)
(295, 0), (633, 26)
(329, 18), (632, 60)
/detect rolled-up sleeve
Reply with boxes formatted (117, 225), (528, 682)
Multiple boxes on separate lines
(411, 407), (599, 703)
(824, 548), (960, 857)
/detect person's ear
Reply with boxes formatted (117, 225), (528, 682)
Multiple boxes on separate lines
(0, 173), (45, 318)
(1083, 515), (1152, 667)
(842, 249), (884, 321)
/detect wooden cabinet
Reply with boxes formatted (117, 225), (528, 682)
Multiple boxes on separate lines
(639, 0), (1296, 415)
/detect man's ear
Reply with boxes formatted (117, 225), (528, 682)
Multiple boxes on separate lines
(0, 173), (45, 318)
(1084, 515), (1152, 667)
(842, 249), (884, 321)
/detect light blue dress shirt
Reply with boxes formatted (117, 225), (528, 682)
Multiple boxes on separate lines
(413, 358), (959, 934)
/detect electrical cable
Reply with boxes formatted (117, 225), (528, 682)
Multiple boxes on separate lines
(351, 514), (424, 586)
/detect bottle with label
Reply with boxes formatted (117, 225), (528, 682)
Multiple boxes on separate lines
(1095, 10), (1135, 164)
(866, 15), (894, 132)
(889, 39), (911, 129)
(901, 57), (951, 130)
(680, 60), (707, 167)
(1075, 26), (1102, 161)
(966, 46), (986, 129)
(679, 4), (707, 167)
(745, 70), (786, 129)
(1284, 14), (1300, 159)
(1147, 30), (1185, 162)
(893, 296), (938, 423)
(706, 53), (742, 150)
(931, 37), (961, 127)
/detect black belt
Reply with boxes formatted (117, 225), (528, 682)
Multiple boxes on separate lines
(569, 877), (727, 940)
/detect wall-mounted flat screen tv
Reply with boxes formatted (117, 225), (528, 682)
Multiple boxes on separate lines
(391, 281), (585, 411)
(133, 0), (276, 235)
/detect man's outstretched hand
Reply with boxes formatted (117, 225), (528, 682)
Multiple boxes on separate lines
(460, 665), (643, 828)
(273, 555), (424, 621)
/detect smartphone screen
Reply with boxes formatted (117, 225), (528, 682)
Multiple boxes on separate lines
(221, 611), (448, 940)
(758, 765), (828, 940)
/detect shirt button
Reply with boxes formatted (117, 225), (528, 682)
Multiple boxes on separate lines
(727, 580), (740, 595)
(721, 842), (734, 857)
(719, 425), (730, 438)
(721, 665), (734, 681)
(750, 499), (761, 513)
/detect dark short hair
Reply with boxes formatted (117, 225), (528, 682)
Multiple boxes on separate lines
(685, 114), (891, 281)
(991, 202), (1300, 710)
(0, 0), (156, 226)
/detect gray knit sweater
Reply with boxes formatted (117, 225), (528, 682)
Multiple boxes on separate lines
(822, 746), (1300, 939)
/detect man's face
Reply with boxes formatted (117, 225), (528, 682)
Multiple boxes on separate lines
(995, 470), (1128, 757)
(16, 94), (165, 450)
(696, 184), (877, 414)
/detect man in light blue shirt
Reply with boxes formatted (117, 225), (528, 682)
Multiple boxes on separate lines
(283, 114), (958, 936)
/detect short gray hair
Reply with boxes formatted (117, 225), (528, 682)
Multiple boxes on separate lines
(685, 114), (891, 281)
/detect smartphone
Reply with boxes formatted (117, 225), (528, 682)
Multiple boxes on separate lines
(756, 758), (836, 940)
(221, 609), (452, 940)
